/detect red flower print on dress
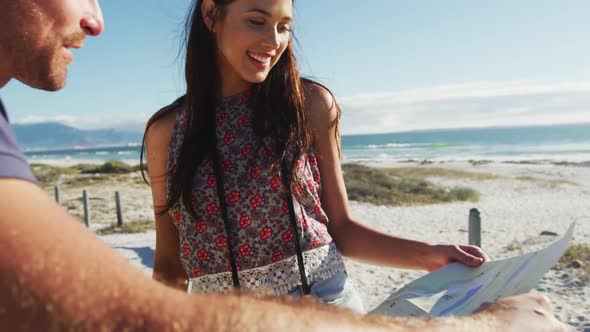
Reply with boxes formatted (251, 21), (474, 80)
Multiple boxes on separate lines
(237, 115), (249, 128)
(307, 180), (315, 192)
(197, 249), (210, 261)
(195, 221), (207, 234)
(228, 262), (241, 272)
(261, 146), (272, 158)
(222, 160), (233, 172)
(239, 214), (252, 229)
(309, 155), (318, 168)
(224, 133), (236, 145)
(241, 143), (253, 158)
(282, 201), (290, 215)
(205, 203), (220, 215)
(259, 226), (272, 241)
(207, 175), (217, 188)
(215, 235), (228, 248)
(314, 204), (322, 215)
(320, 216), (328, 224)
(313, 172), (321, 184)
(227, 190), (241, 204)
(250, 194), (262, 209)
(182, 244), (191, 257)
(193, 267), (202, 277)
(239, 243), (252, 257)
(272, 251), (284, 263)
(311, 239), (320, 249)
(282, 229), (294, 243)
(270, 176), (282, 190)
(173, 211), (183, 224)
(217, 112), (229, 125)
(301, 216), (309, 230)
(250, 166), (261, 179)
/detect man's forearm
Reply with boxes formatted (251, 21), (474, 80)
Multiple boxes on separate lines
(0, 180), (542, 332)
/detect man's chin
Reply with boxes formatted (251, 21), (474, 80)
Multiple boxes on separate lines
(40, 81), (66, 92)
(18, 74), (66, 92)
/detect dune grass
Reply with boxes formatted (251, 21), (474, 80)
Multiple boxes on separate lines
(30, 163), (79, 185)
(31, 160), (143, 189)
(79, 160), (137, 174)
(556, 244), (590, 283)
(342, 164), (480, 206)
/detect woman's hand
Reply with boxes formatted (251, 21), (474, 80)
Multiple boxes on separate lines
(423, 243), (491, 271)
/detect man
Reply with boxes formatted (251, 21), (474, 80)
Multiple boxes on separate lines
(0, 0), (569, 331)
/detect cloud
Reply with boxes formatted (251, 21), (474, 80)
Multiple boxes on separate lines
(338, 81), (590, 135)
(12, 81), (590, 135)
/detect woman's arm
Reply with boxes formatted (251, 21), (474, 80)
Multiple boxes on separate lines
(306, 83), (486, 271)
(145, 108), (187, 289)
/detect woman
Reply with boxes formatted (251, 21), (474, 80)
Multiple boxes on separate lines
(142, 0), (488, 313)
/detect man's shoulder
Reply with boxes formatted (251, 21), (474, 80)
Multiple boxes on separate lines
(0, 98), (37, 183)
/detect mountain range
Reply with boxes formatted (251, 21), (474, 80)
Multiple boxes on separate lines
(13, 122), (143, 150)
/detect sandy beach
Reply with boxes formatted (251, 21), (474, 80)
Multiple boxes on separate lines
(39, 161), (590, 330)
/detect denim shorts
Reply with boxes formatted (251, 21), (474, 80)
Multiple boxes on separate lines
(288, 271), (365, 314)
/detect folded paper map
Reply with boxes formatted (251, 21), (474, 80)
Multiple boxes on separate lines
(370, 223), (575, 317)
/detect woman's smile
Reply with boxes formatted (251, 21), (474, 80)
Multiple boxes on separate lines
(247, 51), (273, 69)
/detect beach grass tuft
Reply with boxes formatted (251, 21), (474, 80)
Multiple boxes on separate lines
(30, 163), (79, 184)
(504, 241), (523, 252)
(342, 164), (480, 206)
(32, 161), (143, 189)
(556, 244), (590, 283)
(79, 160), (134, 174)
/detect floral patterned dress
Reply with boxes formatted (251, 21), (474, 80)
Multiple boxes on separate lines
(167, 90), (346, 295)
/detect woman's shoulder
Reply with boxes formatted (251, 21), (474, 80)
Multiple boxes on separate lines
(145, 97), (186, 156)
(302, 79), (339, 130)
(146, 97), (185, 141)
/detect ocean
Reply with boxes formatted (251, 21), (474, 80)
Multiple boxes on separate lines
(24, 123), (590, 165)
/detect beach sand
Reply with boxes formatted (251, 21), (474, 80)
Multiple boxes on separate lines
(42, 161), (590, 330)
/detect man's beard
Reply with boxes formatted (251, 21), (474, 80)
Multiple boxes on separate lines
(17, 31), (86, 91)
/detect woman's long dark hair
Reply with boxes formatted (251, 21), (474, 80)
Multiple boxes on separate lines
(141, 0), (340, 218)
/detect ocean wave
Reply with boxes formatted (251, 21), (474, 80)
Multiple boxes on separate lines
(347, 142), (451, 150)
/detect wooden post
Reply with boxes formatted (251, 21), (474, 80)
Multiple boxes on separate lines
(469, 208), (481, 247)
(115, 191), (123, 226)
(54, 185), (60, 203)
(82, 190), (90, 227)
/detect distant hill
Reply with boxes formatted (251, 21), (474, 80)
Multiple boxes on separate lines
(12, 122), (143, 150)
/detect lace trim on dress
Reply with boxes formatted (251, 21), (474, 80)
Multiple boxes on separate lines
(187, 243), (346, 296)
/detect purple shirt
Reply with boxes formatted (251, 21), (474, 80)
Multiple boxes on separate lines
(0, 97), (36, 182)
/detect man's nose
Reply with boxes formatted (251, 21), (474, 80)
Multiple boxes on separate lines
(80, 2), (104, 36)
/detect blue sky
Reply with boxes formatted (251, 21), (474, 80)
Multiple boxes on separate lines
(2, 0), (589, 135)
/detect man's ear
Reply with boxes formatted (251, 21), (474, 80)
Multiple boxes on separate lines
(201, 0), (216, 31)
